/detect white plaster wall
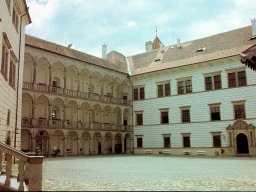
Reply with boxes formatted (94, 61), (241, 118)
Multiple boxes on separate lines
(132, 58), (256, 149)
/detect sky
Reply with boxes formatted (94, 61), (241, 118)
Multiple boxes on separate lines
(25, 0), (256, 58)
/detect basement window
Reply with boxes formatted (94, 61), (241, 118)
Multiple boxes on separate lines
(196, 47), (206, 52)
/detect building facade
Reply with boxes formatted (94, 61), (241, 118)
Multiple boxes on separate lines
(21, 35), (133, 156)
(0, 0), (30, 149)
(128, 22), (256, 156)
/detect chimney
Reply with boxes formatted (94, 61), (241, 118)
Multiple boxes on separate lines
(145, 41), (153, 52)
(177, 38), (181, 48)
(251, 17), (256, 38)
(102, 44), (107, 59)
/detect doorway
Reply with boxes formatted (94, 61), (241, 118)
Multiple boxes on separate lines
(236, 133), (249, 154)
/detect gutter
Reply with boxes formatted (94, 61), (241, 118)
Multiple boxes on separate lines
(14, 13), (27, 149)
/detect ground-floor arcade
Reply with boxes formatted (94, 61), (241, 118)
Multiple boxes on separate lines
(21, 128), (133, 157)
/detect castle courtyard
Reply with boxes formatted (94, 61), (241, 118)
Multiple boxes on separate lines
(41, 155), (256, 191)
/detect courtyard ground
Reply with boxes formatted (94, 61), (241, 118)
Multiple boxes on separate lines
(42, 155), (256, 191)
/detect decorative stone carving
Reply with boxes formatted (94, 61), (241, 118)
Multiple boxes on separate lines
(233, 120), (248, 130)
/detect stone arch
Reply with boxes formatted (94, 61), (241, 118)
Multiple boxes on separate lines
(66, 100), (78, 124)
(103, 105), (112, 124)
(22, 93), (33, 121)
(80, 68), (90, 92)
(35, 129), (50, 156)
(79, 102), (91, 128)
(21, 129), (32, 152)
(90, 71), (102, 94)
(66, 65), (79, 91)
(93, 104), (102, 123)
(36, 57), (50, 85)
(104, 132), (112, 154)
(113, 107), (122, 129)
(124, 133), (132, 154)
(81, 131), (91, 155)
(51, 62), (65, 88)
(114, 133), (122, 154)
(226, 120), (256, 156)
(113, 77), (122, 98)
(24, 53), (34, 83)
(92, 132), (102, 155)
(66, 131), (79, 155)
(35, 95), (49, 125)
(102, 74), (112, 96)
(52, 130), (65, 156)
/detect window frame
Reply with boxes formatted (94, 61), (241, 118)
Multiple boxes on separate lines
(204, 72), (222, 91)
(157, 81), (171, 97)
(209, 103), (221, 121)
(133, 86), (145, 101)
(1, 33), (11, 80)
(227, 69), (247, 88)
(135, 111), (143, 126)
(211, 132), (221, 148)
(12, 2), (20, 33)
(136, 136), (143, 148)
(160, 108), (169, 124)
(163, 134), (171, 148)
(232, 101), (246, 120)
(180, 106), (191, 123)
(181, 133), (191, 148)
(177, 77), (192, 95)
(9, 51), (18, 89)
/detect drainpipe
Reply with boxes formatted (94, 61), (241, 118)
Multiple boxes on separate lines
(14, 13), (27, 150)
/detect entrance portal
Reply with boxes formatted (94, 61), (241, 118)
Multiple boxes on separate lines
(236, 133), (249, 154)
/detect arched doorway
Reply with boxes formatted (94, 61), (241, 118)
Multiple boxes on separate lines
(236, 133), (249, 154)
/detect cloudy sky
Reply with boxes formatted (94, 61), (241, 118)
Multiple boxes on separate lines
(25, 0), (256, 58)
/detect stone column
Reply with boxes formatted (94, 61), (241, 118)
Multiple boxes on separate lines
(63, 68), (67, 91)
(32, 137), (36, 152)
(63, 137), (67, 156)
(89, 109), (93, 129)
(48, 136), (52, 156)
(77, 137), (81, 156)
(112, 138), (115, 154)
(101, 138), (104, 155)
(33, 59), (37, 85)
(49, 66), (52, 88)
(122, 137), (125, 154)
(77, 73), (80, 92)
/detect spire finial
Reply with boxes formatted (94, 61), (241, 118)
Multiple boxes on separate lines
(155, 25), (158, 37)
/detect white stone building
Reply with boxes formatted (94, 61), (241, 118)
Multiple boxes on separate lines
(128, 21), (256, 156)
(21, 35), (133, 156)
(0, 0), (30, 149)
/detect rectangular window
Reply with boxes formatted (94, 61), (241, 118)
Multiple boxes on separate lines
(210, 105), (221, 121)
(164, 137), (170, 148)
(213, 134), (221, 148)
(133, 88), (138, 100)
(133, 86), (145, 100)
(181, 109), (190, 123)
(234, 103), (246, 119)
(161, 111), (169, 124)
(177, 78), (192, 94)
(228, 70), (246, 88)
(205, 74), (222, 91)
(183, 136), (190, 148)
(140, 87), (144, 99)
(136, 113), (143, 125)
(1, 34), (11, 80)
(7, 110), (11, 126)
(205, 76), (212, 91)
(157, 82), (171, 97)
(214, 75), (222, 89)
(9, 51), (17, 89)
(158, 84), (164, 97)
(137, 138), (143, 148)
(12, 5), (19, 32)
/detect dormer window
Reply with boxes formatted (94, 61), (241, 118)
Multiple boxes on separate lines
(196, 47), (206, 52)
(154, 57), (162, 62)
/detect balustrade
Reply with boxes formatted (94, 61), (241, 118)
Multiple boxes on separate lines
(35, 83), (47, 92)
(0, 142), (43, 191)
(37, 118), (48, 127)
(49, 86), (63, 94)
(65, 89), (77, 97)
(22, 118), (32, 127)
(93, 122), (102, 130)
(49, 119), (62, 128)
(23, 82), (33, 90)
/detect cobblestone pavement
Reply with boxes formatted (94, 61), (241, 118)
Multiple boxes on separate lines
(41, 155), (256, 191)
